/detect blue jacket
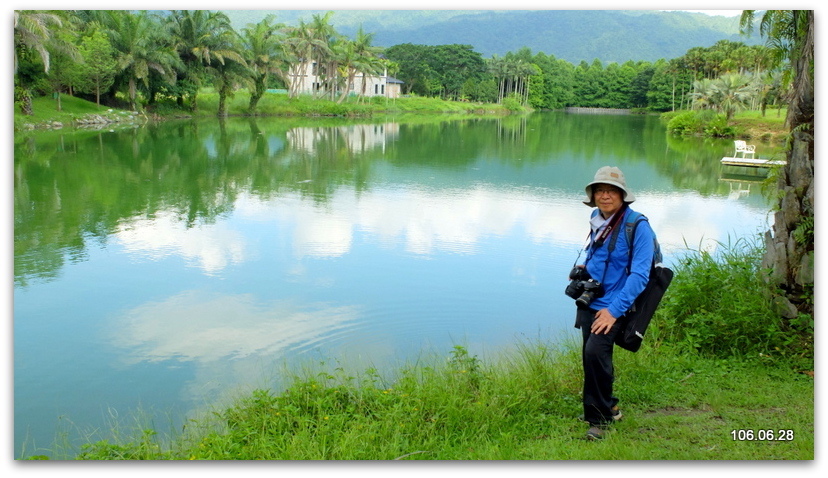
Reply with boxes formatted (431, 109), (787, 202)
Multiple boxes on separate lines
(582, 207), (655, 319)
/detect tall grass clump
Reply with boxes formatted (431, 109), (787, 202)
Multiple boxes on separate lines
(655, 236), (811, 367)
(122, 343), (585, 460)
(66, 337), (814, 460)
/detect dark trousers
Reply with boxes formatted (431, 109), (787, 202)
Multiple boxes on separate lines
(576, 307), (621, 427)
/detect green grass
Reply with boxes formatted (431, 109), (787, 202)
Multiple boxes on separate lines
(659, 108), (788, 142)
(62, 340), (812, 461)
(14, 89), (518, 127)
(14, 94), (126, 127)
(730, 108), (789, 143)
(657, 236), (813, 369)
(191, 88), (516, 117)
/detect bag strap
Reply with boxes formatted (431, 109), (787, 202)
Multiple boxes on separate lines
(620, 213), (663, 275)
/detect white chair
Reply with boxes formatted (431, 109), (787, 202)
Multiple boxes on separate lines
(733, 140), (756, 159)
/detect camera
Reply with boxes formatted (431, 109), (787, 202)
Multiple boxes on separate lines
(565, 266), (604, 308)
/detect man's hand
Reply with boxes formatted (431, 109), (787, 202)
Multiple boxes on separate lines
(590, 308), (617, 335)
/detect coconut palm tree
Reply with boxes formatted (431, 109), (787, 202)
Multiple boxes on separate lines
(241, 14), (288, 114)
(166, 10), (244, 112)
(307, 12), (338, 99)
(95, 10), (179, 111)
(213, 55), (250, 117)
(14, 10), (66, 73)
(283, 20), (328, 98)
(14, 10), (78, 115)
(334, 40), (359, 103)
(350, 27), (385, 102)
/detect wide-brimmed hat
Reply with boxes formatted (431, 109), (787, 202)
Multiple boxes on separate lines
(583, 166), (636, 207)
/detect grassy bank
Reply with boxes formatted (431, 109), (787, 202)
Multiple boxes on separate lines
(14, 90), (522, 131)
(661, 107), (788, 143)
(16, 93), (787, 145)
(63, 342), (812, 461)
(32, 240), (812, 461)
(729, 108), (789, 142)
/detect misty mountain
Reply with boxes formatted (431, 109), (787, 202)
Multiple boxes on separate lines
(223, 9), (762, 64)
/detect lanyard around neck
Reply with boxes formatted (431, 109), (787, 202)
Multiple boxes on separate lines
(592, 204), (627, 249)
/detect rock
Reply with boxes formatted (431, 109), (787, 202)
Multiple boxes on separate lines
(773, 295), (799, 319)
(796, 251), (814, 286)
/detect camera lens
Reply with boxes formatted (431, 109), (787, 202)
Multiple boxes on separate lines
(575, 290), (595, 308)
(569, 267), (584, 281)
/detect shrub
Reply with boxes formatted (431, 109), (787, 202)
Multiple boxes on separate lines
(703, 113), (736, 137)
(665, 110), (735, 137)
(656, 237), (794, 361)
(501, 94), (524, 112)
(665, 110), (704, 135)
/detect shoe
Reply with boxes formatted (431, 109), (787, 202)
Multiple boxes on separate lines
(586, 426), (605, 440)
(578, 406), (623, 423)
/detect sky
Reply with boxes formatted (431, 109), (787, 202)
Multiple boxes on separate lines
(665, 10), (744, 16)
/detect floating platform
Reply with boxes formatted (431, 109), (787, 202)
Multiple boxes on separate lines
(721, 157), (786, 168)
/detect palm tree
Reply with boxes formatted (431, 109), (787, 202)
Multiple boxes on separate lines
(96, 11), (179, 111)
(349, 27), (385, 103)
(213, 55), (250, 117)
(14, 10), (77, 115)
(283, 20), (326, 98)
(166, 10), (244, 112)
(210, 31), (249, 118)
(307, 12), (338, 99)
(334, 40), (358, 103)
(241, 14), (288, 114)
(486, 56), (505, 102)
(14, 11), (65, 73)
(712, 73), (755, 120)
(741, 10), (814, 318)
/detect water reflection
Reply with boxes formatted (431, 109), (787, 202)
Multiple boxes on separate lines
(113, 182), (767, 278)
(13, 114), (773, 286)
(115, 212), (248, 275)
(287, 122), (400, 155)
(109, 290), (360, 364)
(13, 113), (774, 457)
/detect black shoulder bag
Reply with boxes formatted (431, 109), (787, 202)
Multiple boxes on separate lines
(608, 214), (674, 352)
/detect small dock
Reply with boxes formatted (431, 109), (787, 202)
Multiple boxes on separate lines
(721, 157), (786, 168)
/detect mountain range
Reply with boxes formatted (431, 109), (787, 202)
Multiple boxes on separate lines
(222, 10), (763, 64)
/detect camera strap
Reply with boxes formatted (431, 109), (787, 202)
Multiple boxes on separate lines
(582, 205), (628, 284)
(591, 203), (628, 249)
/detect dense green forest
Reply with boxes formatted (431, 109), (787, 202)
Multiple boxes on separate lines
(222, 10), (761, 63)
(14, 10), (784, 118)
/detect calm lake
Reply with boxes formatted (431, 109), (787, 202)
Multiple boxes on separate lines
(13, 111), (774, 457)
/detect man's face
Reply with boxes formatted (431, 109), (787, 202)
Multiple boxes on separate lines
(593, 184), (624, 217)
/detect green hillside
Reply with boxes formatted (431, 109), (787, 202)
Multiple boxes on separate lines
(223, 10), (760, 63)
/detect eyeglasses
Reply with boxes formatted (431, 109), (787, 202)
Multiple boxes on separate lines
(594, 187), (621, 196)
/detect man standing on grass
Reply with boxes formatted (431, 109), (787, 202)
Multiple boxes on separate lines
(571, 166), (654, 440)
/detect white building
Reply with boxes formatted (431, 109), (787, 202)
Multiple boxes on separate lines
(289, 61), (403, 99)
